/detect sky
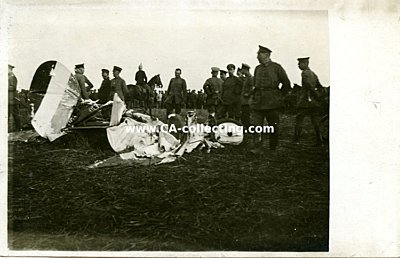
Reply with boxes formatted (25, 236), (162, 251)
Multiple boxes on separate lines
(6, 2), (330, 91)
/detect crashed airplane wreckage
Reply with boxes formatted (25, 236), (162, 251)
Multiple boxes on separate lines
(28, 61), (244, 166)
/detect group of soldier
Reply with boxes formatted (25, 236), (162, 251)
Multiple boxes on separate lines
(163, 45), (326, 152)
(8, 44), (326, 152)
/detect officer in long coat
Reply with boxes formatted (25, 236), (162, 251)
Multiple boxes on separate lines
(250, 45), (291, 152)
(293, 57), (323, 146)
(74, 63), (94, 99)
(165, 68), (187, 117)
(217, 64), (243, 121)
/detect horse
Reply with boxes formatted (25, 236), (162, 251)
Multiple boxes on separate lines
(126, 74), (163, 116)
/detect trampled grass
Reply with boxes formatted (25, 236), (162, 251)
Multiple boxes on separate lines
(8, 109), (329, 251)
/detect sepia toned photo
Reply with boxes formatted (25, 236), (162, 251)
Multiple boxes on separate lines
(5, 1), (330, 253)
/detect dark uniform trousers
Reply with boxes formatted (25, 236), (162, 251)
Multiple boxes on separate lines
(241, 105), (250, 129)
(251, 109), (280, 150)
(216, 104), (241, 121)
(165, 100), (182, 117)
(9, 73), (21, 131)
(294, 108), (322, 144)
(9, 103), (21, 131)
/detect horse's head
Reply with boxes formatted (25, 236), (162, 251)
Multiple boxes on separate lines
(154, 74), (163, 88)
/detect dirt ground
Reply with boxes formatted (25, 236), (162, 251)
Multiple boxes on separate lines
(8, 108), (329, 251)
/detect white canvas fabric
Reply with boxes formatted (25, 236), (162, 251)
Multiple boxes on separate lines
(31, 62), (80, 141)
(109, 93), (126, 126)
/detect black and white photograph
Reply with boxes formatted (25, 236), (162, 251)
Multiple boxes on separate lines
(1, 0), (399, 257)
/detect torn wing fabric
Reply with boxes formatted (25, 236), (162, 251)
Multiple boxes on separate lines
(31, 62), (81, 141)
(109, 93), (126, 126)
(106, 117), (163, 153)
(101, 113), (225, 166)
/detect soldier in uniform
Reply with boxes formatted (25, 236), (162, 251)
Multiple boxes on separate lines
(98, 69), (111, 104)
(165, 68), (187, 118)
(109, 66), (129, 103)
(74, 63), (94, 100)
(217, 64), (243, 121)
(293, 57), (323, 146)
(135, 63), (147, 86)
(197, 89), (205, 109)
(250, 45), (291, 152)
(240, 63), (253, 130)
(203, 67), (223, 122)
(8, 64), (21, 131)
(220, 69), (227, 81)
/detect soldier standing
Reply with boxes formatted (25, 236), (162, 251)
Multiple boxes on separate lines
(74, 63), (94, 100)
(98, 69), (111, 104)
(240, 63), (253, 130)
(8, 64), (21, 131)
(250, 45), (291, 152)
(165, 68), (187, 117)
(109, 66), (129, 103)
(197, 89), (205, 109)
(203, 67), (223, 122)
(293, 57), (323, 146)
(217, 64), (243, 121)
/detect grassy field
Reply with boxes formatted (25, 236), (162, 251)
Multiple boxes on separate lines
(8, 108), (329, 251)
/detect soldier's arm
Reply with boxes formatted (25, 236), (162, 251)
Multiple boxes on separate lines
(182, 80), (187, 102)
(84, 75), (94, 90)
(203, 79), (211, 95)
(243, 77), (254, 97)
(278, 65), (291, 96)
(77, 76), (89, 99)
(14, 76), (18, 89)
(144, 72), (148, 83)
(121, 79), (129, 99)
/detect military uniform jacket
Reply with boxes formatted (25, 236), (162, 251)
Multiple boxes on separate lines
(297, 68), (321, 108)
(221, 76), (243, 105)
(241, 75), (254, 106)
(98, 78), (111, 104)
(203, 77), (223, 106)
(135, 70), (147, 86)
(75, 73), (93, 99)
(165, 77), (187, 105)
(250, 61), (291, 110)
(110, 77), (128, 102)
(8, 73), (17, 105)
